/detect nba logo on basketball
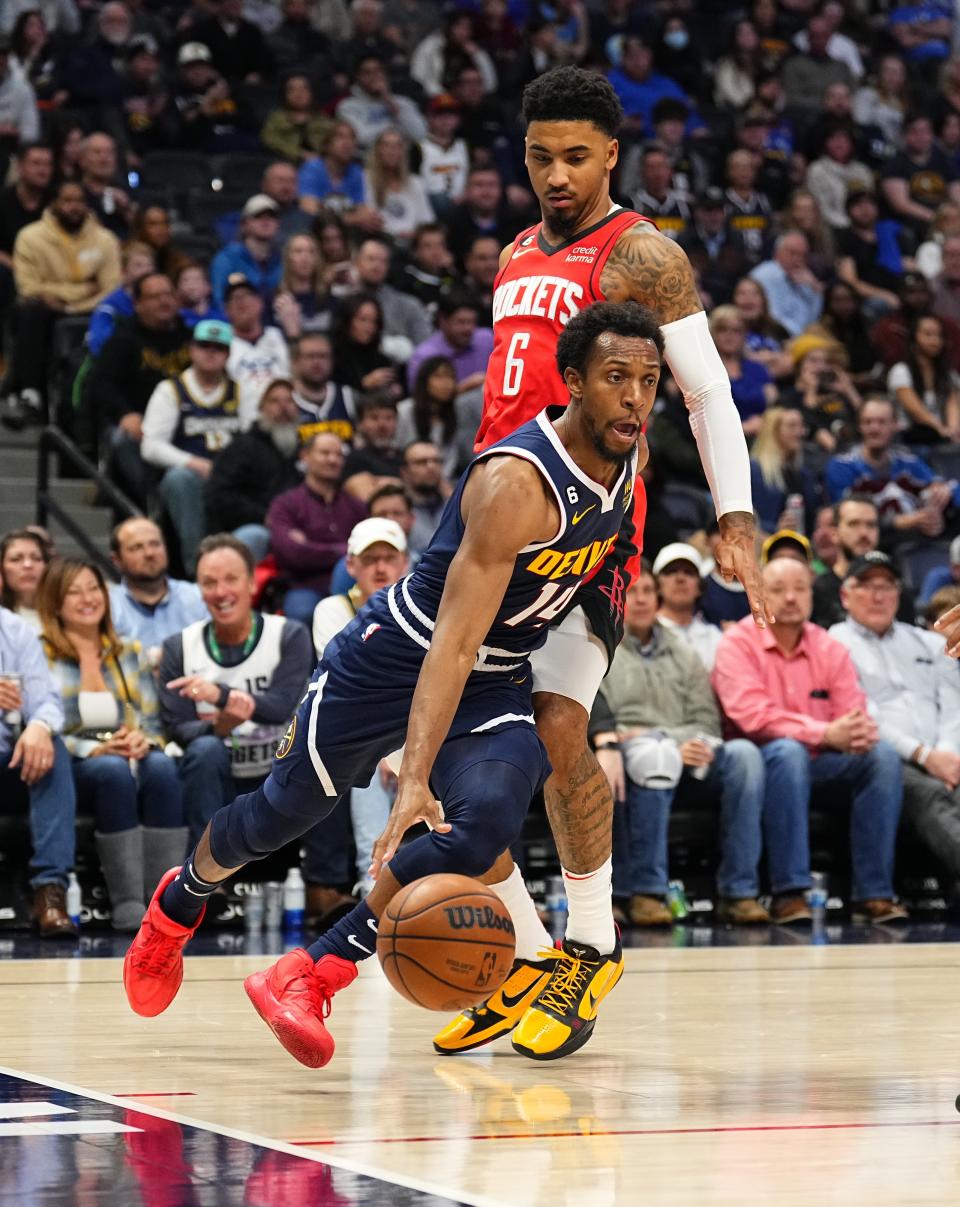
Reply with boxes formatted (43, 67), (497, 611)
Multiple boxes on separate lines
(475, 951), (499, 987)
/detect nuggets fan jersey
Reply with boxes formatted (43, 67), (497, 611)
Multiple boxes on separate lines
(385, 409), (637, 670)
(476, 207), (652, 451)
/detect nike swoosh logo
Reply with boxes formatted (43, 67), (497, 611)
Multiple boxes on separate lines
(347, 935), (372, 954)
(499, 985), (538, 1010)
(511, 247), (535, 259)
(571, 505), (596, 525)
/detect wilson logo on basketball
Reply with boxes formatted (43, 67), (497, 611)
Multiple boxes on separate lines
(442, 905), (516, 934)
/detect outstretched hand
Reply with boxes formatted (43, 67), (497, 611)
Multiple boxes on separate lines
(368, 779), (450, 881)
(715, 511), (771, 628)
(935, 603), (960, 658)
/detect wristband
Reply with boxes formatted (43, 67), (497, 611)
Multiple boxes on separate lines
(916, 745), (930, 768)
(595, 741), (620, 751)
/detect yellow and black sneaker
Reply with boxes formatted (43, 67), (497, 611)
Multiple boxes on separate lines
(433, 955), (555, 1055)
(511, 936), (623, 1061)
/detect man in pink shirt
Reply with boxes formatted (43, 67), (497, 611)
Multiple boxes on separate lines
(713, 557), (906, 925)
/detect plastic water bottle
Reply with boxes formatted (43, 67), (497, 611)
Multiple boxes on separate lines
(546, 875), (567, 938)
(243, 884), (264, 930)
(264, 882), (283, 930)
(809, 871), (828, 946)
(282, 867), (306, 932)
(66, 873), (82, 927)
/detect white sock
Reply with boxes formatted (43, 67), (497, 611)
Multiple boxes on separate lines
(490, 865), (552, 960)
(563, 857), (616, 954)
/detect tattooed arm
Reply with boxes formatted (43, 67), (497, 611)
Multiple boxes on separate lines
(601, 224), (768, 626)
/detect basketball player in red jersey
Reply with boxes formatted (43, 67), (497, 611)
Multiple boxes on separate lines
(428, 67), (766, 1061)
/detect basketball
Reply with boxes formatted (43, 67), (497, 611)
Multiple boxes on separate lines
(376, 874), (516, 1011)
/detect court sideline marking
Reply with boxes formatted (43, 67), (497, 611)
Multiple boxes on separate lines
(0, 1064), (501, 1207)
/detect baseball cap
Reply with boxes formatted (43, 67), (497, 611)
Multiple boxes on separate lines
(193, 318), (233, 347)
(695, 186), (725, 209)
(347, 517), (407, 557)
(126, 34), (159, 58)
(242, 193), (280, 219)
(427, 93), (461, 115)
(224, 272), (257, 299)
(652, 542), (703, 576)
(622, 734), (683, 790)
(846, 551), (901, 582)
(760, 529), (812, 567)
(177, 41), (212, 65)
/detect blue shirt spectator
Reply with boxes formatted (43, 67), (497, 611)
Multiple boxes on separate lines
(86, 285), (135, 358)
(917, 537), (960, 607)
(732, 357), (773, 422)
(298, 157), (366, 210)
(749, 234), (823, 338)
(0, 609), (63, 759)
(210, 194), (284, 306)
(607, 36), (700, 138)
(107, 517), (209, 657)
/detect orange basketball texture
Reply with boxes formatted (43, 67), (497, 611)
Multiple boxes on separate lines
(376, 874), (517, 1011)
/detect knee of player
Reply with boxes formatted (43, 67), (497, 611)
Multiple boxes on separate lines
(534, 694), (589, 772)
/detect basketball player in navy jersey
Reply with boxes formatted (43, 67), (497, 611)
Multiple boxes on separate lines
(123, 302), (661, 1069)
(434, 67), (768, 1063)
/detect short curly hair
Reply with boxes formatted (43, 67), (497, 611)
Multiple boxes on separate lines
(556, 301), (663, 378)
(522, 67), (623, 138)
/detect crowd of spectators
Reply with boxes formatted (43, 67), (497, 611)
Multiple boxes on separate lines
(3, 0), (960, 934)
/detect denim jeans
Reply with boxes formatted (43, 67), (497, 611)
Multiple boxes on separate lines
(350, 769), (395, 889)
(760, 738), (903, 900)
(283, 587), (324, 630)
(179, 734), (266, 844)
(615, 739), (765, 897)
(159, 465), (207, 576)
(73, 750), (185, 832)
(0, 736), (75, 887)
(301, 795), (355, 886)
(233, 523), (271, 564)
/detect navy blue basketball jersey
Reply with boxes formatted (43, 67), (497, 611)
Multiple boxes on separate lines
(171, 373), (241, 458)
(295, 383), (356, 445)
(383, 408), (637, 672)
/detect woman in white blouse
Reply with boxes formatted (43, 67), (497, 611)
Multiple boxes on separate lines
(887, 314), (960, 444)
(363, 128), (435, 244)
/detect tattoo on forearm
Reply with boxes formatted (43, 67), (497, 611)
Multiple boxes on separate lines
(600, 225), (702, 323)
(544, 746), (614, 873)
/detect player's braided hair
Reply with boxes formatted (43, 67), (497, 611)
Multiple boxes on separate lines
(556, 301), (663, 379)
(522, 67), (623, 138)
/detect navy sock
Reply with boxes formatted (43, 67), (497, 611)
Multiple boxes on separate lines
(159, 858), (223, 928)
(307, 900), (378, 965)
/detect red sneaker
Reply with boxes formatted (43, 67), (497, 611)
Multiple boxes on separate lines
(123, 866), (205, 1017)
(244, 949), (357, 1068)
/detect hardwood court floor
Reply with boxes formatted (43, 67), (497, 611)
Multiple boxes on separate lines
(3, 942), (960, 1205)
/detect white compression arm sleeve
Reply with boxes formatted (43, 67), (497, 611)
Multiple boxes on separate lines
(660, 310), (753, 518)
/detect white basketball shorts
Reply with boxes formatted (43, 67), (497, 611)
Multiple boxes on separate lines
(529, 605), (609, 715)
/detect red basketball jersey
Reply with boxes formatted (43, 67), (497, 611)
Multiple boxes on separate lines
(475, 207), (653, 451)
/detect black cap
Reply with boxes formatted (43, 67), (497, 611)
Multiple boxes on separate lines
(846, 551), (901, 583)
(224, 272), (256, 299)
(126, 34), (159, 58)
(844, 188), (875, 213)
(695, 186), (725, 210)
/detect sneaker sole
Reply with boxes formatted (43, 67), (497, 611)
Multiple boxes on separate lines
(243, 972), (333, 1069)
(123, 956), (184, 1017)
(512, 1016), (597, 1062)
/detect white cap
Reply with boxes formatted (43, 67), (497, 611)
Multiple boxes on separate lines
(652, 542), (703, 577)
(622, 735), (683, 790)
(951, 535), (960, 564)
(177, 41), (212, 65)
(242, 193), (280, 218)
(347, 517), (407, 557)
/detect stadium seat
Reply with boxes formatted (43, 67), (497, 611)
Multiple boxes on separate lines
(139, 151), (213, 208)
(210, 153), (275, 195)
(899, 540), (951, 592)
